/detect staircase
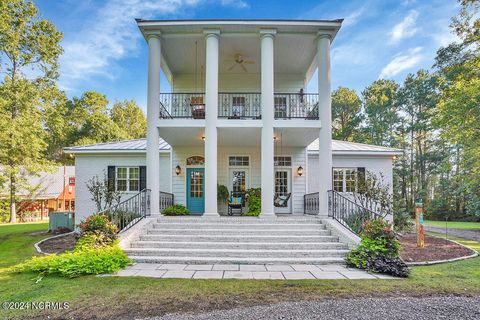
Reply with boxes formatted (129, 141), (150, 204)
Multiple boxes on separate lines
(124, 216), (349, 265)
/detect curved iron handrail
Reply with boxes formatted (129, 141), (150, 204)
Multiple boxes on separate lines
(327, 190), (384, 235)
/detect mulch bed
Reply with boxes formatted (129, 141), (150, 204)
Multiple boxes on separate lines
(38, 232), (80, 254)
(399, 233), (474, 263)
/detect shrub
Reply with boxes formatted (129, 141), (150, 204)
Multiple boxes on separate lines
(393, 209), (414, 233)
(217, 184), (229, 203)
(346, 218), (409, 277)
(78, 214), (118, 246)
(366, 254), (410, 278)
(15, 244), (131, 278)
(162, 204), (189, 216)
(246, 188), (261, 216)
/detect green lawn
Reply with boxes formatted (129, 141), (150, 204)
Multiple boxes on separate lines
(1, 223), (480, 320)
(424, 220), (480, 230)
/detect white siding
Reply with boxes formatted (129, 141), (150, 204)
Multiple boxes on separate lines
(171, 146), (307, 214)
(172, 73), (305, 93)
(74, 153), (170, 224)
(308, 154), (394, 195)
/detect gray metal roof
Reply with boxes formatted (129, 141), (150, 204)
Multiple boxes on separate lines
(309, 140), (403, 156)
(0, 166), (75, 199)
(65, 138), (402, 156)
(64, 138), (170, 153)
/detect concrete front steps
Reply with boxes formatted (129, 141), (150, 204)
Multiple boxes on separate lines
(125, 216), (350, 265)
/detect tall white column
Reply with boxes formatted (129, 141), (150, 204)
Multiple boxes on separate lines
(317, 34), (332, 215)
(146, 33), (161, 215)
(260, 29), (276, 216)
(204, 30), (220, 215)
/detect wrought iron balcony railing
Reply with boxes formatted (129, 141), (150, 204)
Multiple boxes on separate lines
(159, 93), (206, 119)
(218, 92), (262, 119)
(274, 93), (319, 119)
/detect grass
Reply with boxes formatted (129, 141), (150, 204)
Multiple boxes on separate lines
(0, 223), (480, 319)
(427, 231), (480, 253)
(424, 220), (480, 230)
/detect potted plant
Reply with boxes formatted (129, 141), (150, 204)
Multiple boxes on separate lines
(217, 184), (229, 215)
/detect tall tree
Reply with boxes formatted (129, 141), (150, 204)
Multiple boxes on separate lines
(362, 80), (399, 146)
(110, 100), (147, 139)
(0, 0), (62, 223)
(331, 87), (363, 141)
(66, 91), (129, 146)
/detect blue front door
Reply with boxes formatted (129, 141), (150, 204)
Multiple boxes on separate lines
(186, 168), (205, 214)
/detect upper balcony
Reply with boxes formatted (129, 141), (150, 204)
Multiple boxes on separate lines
(159, 92), (319, 120)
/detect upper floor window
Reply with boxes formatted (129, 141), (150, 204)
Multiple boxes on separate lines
(274, 156), (292, 167)
(186, 156), (205, 166)
(333, 168), (359, 193)
(116, 167), (139, 192)
(229, 156), (249, 166)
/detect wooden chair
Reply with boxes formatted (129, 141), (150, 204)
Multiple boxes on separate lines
(228, 191), (245, 216)
(190, 96), (205, 119)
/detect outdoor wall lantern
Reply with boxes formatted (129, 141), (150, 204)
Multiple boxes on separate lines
(175, 165), (182, 176)
(297, 166), (304, 176)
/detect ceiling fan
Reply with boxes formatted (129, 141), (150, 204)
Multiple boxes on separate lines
(225, 54), (255, 72)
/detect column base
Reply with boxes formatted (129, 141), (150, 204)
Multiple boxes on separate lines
(202, 212), (220, 216)
(259, 212), (276, 218)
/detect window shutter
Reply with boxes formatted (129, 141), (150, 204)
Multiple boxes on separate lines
(357, 167), (366, 191)
(139, 166), (147, 190)
(107, 166), (116, 191)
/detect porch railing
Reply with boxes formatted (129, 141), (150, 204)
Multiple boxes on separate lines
(327, 190), (382, 236)
(159, 191), (174, 211)
(218, 92), (262, 119)
(99, 189), (151, 233)
(274, 93), (319, 119)
(304, 192), (320, 215)
(159, 93), (205, 119)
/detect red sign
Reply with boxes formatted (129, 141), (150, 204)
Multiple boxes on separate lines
(69, 177), (76, 186)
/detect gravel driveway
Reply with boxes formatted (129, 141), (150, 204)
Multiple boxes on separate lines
(149, 296), (480, 320)
(425, 225), (480, 242)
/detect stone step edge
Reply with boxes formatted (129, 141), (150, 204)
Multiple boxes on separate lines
(128, 256), (346, 264)
(125, 248), (350, 254)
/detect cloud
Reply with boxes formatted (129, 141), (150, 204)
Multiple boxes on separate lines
(221, 0), (249, 9)
(389, 10), (419, 44)
(342, 5), (366, 28)
(59, 0), (248, 91)
(379, 47), (423, 78)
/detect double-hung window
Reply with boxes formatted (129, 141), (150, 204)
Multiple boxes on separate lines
(116, 167), (140, 192)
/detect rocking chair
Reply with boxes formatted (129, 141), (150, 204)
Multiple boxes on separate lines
(274, 193), (291, 208)
(190, 96), (205, 119)
(228, 191), (245, 216)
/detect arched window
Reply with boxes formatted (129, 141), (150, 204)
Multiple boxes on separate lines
(186, 156), (205, 166)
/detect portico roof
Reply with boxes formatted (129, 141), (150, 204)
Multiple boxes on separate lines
(136, 19), (343, 86)
(64, 138), (403, 156)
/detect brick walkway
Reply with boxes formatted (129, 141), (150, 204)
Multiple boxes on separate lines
(109, 263), (396, 280)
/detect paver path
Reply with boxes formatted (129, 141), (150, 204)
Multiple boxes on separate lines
(425, 225), (480, 242)
(111, 263), (396, 280)
(147, 296), (480, 320)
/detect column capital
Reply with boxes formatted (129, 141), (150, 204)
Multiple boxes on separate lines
(203, 29), (221, 38)
(145, 31), (162, 40)
(317, 32), (332, 41)
(260, 28), (277, 39)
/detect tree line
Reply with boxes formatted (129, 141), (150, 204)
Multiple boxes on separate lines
(0, 0), (146, 223)
(1, 0), (479, 222)
(331, 0), (480, 220)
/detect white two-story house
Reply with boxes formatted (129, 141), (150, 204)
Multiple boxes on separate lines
(66, 19), (402, 264)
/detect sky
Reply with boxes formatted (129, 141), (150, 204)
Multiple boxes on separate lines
(36, 0), (460, 111)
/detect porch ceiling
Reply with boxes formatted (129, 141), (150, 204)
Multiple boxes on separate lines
(274, 127), (319, 147)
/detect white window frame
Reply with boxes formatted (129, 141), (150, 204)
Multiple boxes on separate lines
(116, 167), (140, 192)
(228, 155), (251, 193)
(333, 168), (358, 193)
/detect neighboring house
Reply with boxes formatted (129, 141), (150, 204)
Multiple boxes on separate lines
(0, 166), (75, 221)
(65, 19), (402, 224)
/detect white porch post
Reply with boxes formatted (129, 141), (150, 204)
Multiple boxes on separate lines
(260, 29), (276, 216)
(204, 29), (220, 215)
(146, 34), (162, 215)
(317, 34), (332, 215)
